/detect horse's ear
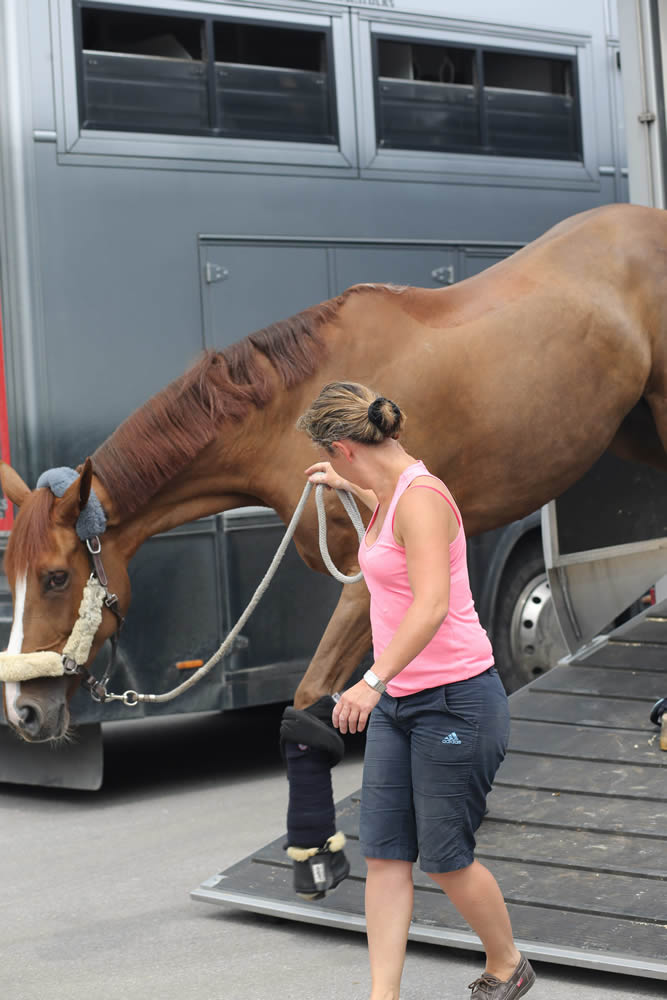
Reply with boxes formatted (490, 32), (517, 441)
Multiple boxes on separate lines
(54, 459), (93, 528)
(0, 460), (31, 509)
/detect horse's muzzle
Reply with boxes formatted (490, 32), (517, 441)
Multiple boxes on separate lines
(13, 692), (68, 743)
(4, 675), (71, 742)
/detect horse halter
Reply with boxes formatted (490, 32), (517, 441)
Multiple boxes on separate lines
(37, 465), (125, 698)
(0, 466), (125, 700)
(65, 534), (125, 702)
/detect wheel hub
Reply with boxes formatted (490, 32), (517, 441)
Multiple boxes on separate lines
(509, 574), (568, 685)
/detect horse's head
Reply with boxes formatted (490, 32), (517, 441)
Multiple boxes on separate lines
(0, 459), (130, 743)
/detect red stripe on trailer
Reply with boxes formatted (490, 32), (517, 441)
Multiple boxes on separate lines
(0, 299), (13, 530)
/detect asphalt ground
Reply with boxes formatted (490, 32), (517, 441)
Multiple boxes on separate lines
(1, 705), (663, 1000)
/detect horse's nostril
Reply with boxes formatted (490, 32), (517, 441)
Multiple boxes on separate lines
(18, 702), (43, 736)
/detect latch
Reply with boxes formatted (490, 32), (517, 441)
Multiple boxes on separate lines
(205, 262), (229, 284)
(431, 265), (455, 286)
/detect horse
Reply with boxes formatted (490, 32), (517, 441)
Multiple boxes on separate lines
(3, 202), (667, 744)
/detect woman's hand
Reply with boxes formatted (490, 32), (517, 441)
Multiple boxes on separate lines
(305, 461), (349, 492)
(332, 679), (381, 734)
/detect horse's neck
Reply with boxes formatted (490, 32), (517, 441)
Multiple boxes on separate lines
(98, 408), (303, 560)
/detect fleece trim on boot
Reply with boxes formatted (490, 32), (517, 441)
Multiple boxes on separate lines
(286, 831), (346, 861)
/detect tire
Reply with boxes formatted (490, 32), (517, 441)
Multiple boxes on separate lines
(492, 535), (568, 693)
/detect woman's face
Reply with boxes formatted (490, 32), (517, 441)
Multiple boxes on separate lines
(320, 444), (351, 477)
(323, 442), (372, 489)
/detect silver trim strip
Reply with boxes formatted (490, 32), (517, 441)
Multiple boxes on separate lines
(190, 887), (667, 980)
(199, 235), (523, 248)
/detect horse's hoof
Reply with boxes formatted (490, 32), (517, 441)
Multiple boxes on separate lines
(288, 832), (350, 900)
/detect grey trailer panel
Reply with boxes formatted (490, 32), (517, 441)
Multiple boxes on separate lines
(458, 246), (516, 278)
(543, 452), (667, 652)
(191, 601), (667, 980)
(330, 246), (456, 293)
(0, 721), (103, 789)
(200, 243), (331, 350)
(219, 508), (343, 710)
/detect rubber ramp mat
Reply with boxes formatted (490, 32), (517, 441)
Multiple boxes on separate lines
(192, 603), (667, 980)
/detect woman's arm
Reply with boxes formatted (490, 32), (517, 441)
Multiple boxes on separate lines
(305, 461), (378, 512)
(333, 488), (455, 733)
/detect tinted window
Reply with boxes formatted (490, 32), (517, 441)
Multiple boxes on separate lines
(375, 37), (581, 161)
(214, 22), (335, 143)
(80, 7), (208, 133)
(76, 3), (337, 144)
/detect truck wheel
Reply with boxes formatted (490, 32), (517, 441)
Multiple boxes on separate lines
(492, 536), (568, 693)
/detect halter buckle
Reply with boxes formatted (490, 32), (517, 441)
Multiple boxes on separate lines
(87, 679), (108, 703)
(86, 536), (102, 556)
(62, 656), (81, 676)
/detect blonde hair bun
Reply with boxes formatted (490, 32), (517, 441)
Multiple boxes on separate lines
(367, 397), (402, 435)
(297, 381), (406, 450)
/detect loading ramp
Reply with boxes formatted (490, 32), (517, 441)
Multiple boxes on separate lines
(192, 601), (667, 981)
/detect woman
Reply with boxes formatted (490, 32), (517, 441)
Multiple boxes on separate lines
(297, 382), (535, 1000)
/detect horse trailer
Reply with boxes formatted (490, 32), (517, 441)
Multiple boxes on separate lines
(0, 0), (630, 787)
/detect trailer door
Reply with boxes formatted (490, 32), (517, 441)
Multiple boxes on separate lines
(199, 242), (331, 350)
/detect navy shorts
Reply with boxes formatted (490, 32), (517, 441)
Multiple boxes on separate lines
(360, 667), (510, 873)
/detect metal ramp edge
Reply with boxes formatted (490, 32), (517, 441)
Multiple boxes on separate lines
(192, 601), (667, 981)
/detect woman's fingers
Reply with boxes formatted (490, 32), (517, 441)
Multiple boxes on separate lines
(305, 461), (340, 488)
(333, 681), (381, 733)
(333, 697), (347, 731)
(334, 701), (357, 735)
(333, 691), (372, 734)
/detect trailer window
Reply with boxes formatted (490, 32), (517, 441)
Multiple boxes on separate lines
(376, 41), (479, 153)
(76, 4), (337, 145)
(214, 22), (335, 143)
(483, 51), (579, 159)
(79, 7), (208, 134)
(374, 37), (581, 161)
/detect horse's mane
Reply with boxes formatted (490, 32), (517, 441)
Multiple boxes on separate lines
(91, 296), (348, 518)
(4, 284), (396, 572)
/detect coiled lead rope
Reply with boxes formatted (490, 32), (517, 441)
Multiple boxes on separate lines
(104, 483), (365, 705)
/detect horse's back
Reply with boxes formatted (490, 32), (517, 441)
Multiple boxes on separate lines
(335, 204), (667, 334)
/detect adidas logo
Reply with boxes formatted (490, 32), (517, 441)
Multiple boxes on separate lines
(442, 732), (462, 745)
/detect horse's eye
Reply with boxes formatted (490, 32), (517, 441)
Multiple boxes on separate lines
(46, 571), (69, 591)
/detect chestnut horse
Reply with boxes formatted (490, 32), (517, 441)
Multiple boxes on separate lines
(3, 203), (667, 743)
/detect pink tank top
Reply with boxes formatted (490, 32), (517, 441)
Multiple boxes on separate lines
(358, 460), (494, 696)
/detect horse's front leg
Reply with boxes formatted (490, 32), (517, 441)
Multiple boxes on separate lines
(282, 579), (370, 900)
(293, 580), (371, 709)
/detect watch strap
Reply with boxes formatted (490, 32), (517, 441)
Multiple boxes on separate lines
(363, 669), (387, 694)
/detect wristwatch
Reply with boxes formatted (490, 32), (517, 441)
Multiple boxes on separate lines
(363, 669), (387, 695)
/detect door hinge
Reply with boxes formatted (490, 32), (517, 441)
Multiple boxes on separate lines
(638, 110), (657, 124)
(205, 261), (229, 284)
(431, 265), (454, 285)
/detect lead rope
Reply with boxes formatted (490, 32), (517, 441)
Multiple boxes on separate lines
(102, 483), (365, 706)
